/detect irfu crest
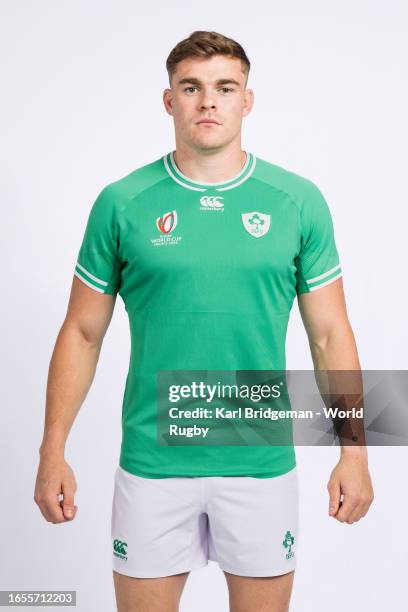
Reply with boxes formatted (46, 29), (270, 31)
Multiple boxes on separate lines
(241, 211), (271, 237)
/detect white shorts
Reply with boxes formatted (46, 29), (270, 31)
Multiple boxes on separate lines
(111, 465), (299, 578)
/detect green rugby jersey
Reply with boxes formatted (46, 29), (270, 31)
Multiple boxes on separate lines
(74, 151), (342, 478)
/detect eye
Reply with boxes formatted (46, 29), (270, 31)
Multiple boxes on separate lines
(220, 87), (234, 93)
(183, 86), (198, 93)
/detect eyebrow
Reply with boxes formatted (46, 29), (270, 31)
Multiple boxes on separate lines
(177, 77), (242, 87)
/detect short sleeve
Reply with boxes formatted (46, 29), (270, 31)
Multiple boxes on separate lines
(74, 185), (122, 294)
(295, 181), (342, 294)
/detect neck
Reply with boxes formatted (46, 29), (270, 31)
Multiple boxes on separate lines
(172, 142), (246, 184)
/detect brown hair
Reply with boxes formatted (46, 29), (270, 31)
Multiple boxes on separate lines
(166, 31), (250, 87)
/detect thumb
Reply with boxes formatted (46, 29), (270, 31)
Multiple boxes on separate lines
(61, 485), (77, 520)
(327, 480), (341, 516)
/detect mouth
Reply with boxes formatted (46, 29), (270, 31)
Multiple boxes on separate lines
(196, 119), (222, 125)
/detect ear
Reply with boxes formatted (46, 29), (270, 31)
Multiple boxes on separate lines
(242, 88), (254, 117)
(163, 88), (174, 116)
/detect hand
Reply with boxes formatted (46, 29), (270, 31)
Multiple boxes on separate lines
(327, 448), (374, 524)
(34, 454), (78, 523)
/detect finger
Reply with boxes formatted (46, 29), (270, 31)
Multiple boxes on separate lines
(344, 504), (365, 524)
(327, 480), (341, 516)
(347, 496), (373, 523)
(43, 493), (67, 523)
(335, 494), (360, 523)
(36, 502), (53, 523)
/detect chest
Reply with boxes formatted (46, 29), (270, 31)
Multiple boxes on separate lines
(120, 186), (301, 282)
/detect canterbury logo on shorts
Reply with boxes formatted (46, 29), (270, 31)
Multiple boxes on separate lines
(113, 539), (128, 559)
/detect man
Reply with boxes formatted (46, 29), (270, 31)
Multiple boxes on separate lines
(34, 30), (374, 612)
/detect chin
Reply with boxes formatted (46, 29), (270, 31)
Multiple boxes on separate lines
(192, 136), (226, 150)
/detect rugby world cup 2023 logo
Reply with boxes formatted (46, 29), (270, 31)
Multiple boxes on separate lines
(151, 210), (182, 246)
(156, 210), (178, 234)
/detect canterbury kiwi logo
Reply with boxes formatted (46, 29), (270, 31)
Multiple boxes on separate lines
(113, 539), (128, 558)
(200, 196), (224, 209)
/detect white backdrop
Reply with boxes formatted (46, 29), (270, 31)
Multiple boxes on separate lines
(1, 1), (407, 610)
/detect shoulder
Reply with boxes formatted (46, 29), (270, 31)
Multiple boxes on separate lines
(253, 155), (327, 214)
(95, 156), (168, 211)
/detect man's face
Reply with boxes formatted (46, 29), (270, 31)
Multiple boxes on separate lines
(163, 55), (254, 152)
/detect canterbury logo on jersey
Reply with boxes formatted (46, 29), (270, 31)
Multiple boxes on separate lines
(113, 539), (128, 559)
(200, 195), (224, 211)
(156, 210), (178, 234)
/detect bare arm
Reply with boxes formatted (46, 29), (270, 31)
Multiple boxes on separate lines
(298, 277), (360, 370)
(298, 278), (374, 523)
(34, 276), (116, 523)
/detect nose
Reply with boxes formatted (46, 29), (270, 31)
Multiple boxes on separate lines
(200, 102), (216, 110)
(198, 90), (216, 110)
